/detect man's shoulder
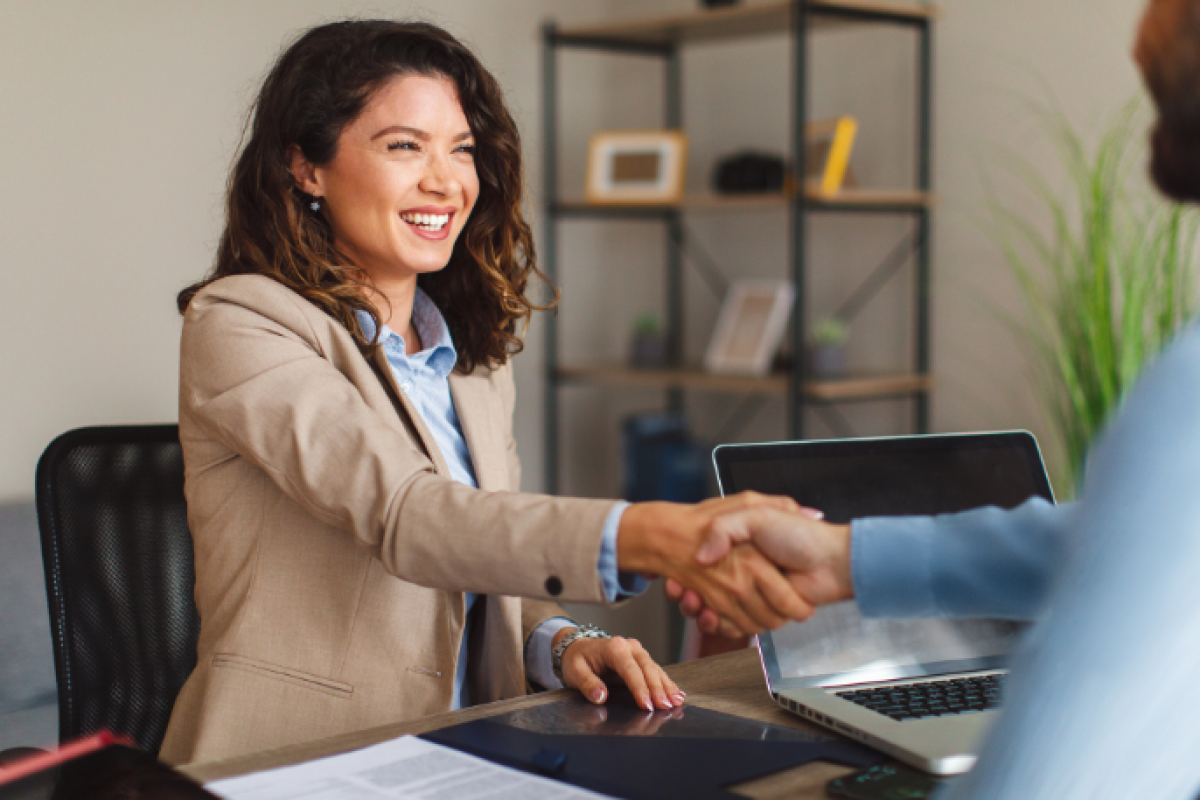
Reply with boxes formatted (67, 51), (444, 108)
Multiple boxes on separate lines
(1138, 323), (1200, 398)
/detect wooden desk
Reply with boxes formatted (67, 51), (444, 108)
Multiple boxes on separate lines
(181, 648), (860, 798)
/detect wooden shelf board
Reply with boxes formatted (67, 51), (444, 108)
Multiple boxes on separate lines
(554, 189), (931, 216)
(556, 0), (936, 47)
(682, 189), (933, 210)
(805, 372), (934, 400)
(556, 365), (933, 401)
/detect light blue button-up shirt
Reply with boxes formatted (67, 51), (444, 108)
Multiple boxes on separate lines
(849, 323), (1200, 799)
(357, 290), (645, 708)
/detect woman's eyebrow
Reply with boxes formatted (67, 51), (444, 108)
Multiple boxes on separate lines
(370, 125), (474, 142)
(372, 125), (427, 141)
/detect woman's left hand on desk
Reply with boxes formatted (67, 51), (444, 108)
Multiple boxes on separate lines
(557, 632), (685, 713)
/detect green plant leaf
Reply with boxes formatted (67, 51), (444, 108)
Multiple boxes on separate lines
(985, 97), (1199, 495)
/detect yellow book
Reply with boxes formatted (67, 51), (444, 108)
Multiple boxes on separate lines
(804, 116), (859, 196)
(821, 116), (858, 195)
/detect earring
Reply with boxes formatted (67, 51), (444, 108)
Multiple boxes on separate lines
(310, 199), (321, 212)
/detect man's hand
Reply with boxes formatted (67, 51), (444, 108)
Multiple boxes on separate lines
(665, 507), (855, 636)
(617, 492), (816, 635)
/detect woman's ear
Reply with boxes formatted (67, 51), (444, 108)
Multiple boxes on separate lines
(288, 145), (322, 197)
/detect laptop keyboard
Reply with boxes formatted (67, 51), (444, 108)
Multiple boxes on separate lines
(835, 674), (1004, 721)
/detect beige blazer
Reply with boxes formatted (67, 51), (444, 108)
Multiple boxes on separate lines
(160, 275), (617, 765)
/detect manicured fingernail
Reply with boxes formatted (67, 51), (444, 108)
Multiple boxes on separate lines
(591, 688), (606, 703)
(655, 693), (670, 708)
(673, 693), (685, 705)
(639, 693), (653, 711)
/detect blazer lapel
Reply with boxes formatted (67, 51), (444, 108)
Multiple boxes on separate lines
(370, 347), (452, 477)
(448, 371), (508, 491)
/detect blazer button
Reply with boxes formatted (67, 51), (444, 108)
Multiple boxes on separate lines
(545, 576), (563, 597)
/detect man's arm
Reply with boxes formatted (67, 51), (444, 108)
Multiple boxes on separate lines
(674, 497), (1076, 631)
(853, 498), (1074, 621)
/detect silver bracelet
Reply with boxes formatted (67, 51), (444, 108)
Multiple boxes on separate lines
(551, 623), (611, 683)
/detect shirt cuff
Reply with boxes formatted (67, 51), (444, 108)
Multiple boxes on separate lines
(598, 501), (650, 602)
(525, 616), (577, 691)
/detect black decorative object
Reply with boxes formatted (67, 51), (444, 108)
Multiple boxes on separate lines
(713, 151), (787, 194)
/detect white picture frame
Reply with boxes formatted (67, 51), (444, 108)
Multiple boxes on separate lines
(704, 280), (796, 376)
(586, 130), (688, 205)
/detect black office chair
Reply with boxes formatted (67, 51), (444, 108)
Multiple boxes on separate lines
(35, 425), (199, 754)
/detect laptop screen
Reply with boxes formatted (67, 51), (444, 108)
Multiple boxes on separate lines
(713, 432), (1054, 690)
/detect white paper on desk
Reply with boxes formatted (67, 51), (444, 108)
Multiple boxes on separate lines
(205, 734), (609, 800)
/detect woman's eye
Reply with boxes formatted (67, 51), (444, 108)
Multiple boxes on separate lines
(455, 144), (476, 155)
(387, 140), (418, 152)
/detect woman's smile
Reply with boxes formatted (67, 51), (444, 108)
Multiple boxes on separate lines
(400, 206), (456, 240)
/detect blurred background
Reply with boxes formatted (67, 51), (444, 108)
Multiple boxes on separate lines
(0, 0), (1156, 752)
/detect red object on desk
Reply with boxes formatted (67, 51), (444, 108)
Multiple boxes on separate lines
(0, 731), (135, 786)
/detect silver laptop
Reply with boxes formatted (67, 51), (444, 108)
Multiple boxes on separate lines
(712, 432), (1055, 775)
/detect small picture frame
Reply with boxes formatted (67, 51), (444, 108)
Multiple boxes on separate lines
(704, 279), (796, 376)
(586, 130), (688, 205)
(804, 117), (858, 196)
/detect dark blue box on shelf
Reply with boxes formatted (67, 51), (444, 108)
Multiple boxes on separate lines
(621, 413), (709, 504)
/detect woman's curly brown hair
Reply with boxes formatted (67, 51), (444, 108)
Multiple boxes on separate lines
(178, 20), (552, 372)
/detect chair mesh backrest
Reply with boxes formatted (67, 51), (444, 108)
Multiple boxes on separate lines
(36, 425), (198, 754)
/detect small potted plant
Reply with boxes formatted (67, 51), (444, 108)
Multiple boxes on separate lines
(809, 317), (849, 378)
(629, 313), (667, 369)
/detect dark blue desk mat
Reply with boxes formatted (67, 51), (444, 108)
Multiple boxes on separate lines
(421, 692), (885, 799)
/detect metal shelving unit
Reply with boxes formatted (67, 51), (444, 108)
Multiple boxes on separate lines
(542, 0), (936, 493)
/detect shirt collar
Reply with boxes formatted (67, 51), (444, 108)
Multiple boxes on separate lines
(355, 287), (458, 377)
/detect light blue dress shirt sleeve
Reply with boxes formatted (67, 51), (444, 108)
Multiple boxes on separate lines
(524, 617), (576, 690)
(851, 498), (1075, 621)
(596, 501), (650, 602)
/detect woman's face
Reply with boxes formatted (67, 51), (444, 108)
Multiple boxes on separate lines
(301, 74), (479, 281)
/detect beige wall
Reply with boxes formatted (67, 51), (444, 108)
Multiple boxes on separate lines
(0, 0), (610, 503)
(0, 1), (1153, 659)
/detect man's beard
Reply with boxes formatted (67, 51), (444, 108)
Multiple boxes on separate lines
(1149, 117), (1200, 203)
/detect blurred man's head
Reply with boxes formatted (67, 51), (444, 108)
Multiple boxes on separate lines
(1137, 0), (1200, 201)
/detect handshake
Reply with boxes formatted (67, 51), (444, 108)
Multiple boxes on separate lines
(616, 492), (857, 638)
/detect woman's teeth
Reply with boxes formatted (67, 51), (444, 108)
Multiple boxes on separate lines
(401, 212), (450, 231)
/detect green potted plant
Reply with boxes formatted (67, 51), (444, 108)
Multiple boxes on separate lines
(629, 313), (667, 369)
(988, 100), (1198, 493)
(809, 316), (849, 378)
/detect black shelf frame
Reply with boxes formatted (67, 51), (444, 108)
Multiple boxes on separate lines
(541, 1), (935, 494)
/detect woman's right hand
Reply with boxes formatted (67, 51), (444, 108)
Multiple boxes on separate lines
(616, 491), (816, 636)
(666, 506), (855, 637)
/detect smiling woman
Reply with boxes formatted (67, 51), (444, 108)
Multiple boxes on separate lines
(177, 21), (536, 372)
(289, 73), (482, 354)
(164, 20), (811, 766)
